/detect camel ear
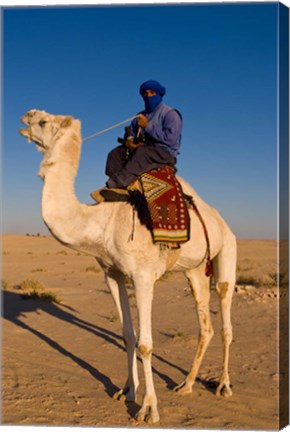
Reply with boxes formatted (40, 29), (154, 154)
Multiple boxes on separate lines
(61, 116), (73, 128)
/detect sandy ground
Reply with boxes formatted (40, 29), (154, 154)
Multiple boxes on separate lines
(1, 234), (287, 429)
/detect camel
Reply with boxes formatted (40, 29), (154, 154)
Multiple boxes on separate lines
(19, 109), (237, 424)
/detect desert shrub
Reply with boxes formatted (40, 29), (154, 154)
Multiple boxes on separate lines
(85, 266), (101, 273)
(17, 278), (45, 293)
(267, 272), (288, 287)
(1, 279), (10, 290)
(16, 279), (61, 303)
(236, 275), (262, 287)
(108, 314), (118, 323)
(125, 276), (133, 286)
(175, 330), (187, 338)
(158, 271), (173, 281)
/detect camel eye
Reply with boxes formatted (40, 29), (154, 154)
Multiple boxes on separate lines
(39, 120), (46, 127)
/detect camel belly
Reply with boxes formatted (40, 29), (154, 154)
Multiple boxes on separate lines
(171, 238), (209, 271)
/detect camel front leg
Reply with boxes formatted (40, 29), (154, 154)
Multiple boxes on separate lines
(175, 267), (214, 395)
(105, 270), (139, 402)
(134, 274), (160, 424)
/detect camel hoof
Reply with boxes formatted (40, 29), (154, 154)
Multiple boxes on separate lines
(216, 384), (232, 398)
(135, 411), (145, 422)
(135, 408), (160, 424)
(113, 390), (125, 401)
(146, 413), (160, 425)
(174, 381), (192, 395)
(113, 387), (135, 402)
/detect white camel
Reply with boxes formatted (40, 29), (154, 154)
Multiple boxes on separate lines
(20, 110), (237, 424)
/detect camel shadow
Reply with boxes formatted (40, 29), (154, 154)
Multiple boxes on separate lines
(2, 289), (123, 398)
(196, 377), (220, 395)
(2, 289), (186, 402)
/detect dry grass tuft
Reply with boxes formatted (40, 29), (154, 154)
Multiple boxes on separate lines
(1, 279), (10, 290)
(16, 279), (61, 303)
(85, 266), (101, 273)
(158, 271), (173, 281)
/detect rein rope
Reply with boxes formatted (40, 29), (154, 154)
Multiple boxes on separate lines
(26, 114), (139, 147)
(82, 115), (139, 142)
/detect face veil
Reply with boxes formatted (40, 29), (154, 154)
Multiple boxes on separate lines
(139, 80), (166, 113)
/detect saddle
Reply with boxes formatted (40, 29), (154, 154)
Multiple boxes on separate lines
(91, 166), (190, 246)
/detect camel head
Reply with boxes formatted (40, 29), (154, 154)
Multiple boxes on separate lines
(19, 109), (80, 151)
(20, 109), (82, 178)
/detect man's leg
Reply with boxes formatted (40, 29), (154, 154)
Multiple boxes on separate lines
(91, 146), (130, 202)
(107, 145), (176, 188)
(105, 145), (129, 178)
(125, 145), (176, 176)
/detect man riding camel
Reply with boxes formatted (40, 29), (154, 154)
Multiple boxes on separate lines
(92, 80), (183, 202)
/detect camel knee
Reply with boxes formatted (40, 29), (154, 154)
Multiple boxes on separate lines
(199, 311), (214, 340)
(203, 326), (214, 343)
(221, 328), (232, 345)
(196, 327), (214, 357)
(200, 319), (214, 339)
(208, 326), (214, 340)
(216, 282), (229, 299)
(138, 343), (153, 358)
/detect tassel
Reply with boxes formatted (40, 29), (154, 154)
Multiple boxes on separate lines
(128, 190), (152, 230)
(205, 257), (213, 277)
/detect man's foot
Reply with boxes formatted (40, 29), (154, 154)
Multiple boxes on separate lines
(90, 187), (129, 203)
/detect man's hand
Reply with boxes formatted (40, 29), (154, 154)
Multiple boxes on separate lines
(124, 137), (143, 151)
(138, 114), (148, 129)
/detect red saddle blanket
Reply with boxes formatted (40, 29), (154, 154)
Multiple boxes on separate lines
(139, 166), (190, 244)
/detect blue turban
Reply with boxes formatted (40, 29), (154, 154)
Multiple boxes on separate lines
(139, 80), (166, 113)
(139, 80), (166, 97)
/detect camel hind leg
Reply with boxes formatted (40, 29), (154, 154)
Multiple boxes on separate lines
(212, 231), (237, 397)
(175, 265), (214, 395)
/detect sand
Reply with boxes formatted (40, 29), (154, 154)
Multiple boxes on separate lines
(1, 234), (286, 429)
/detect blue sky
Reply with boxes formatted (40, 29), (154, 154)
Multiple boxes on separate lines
(2, 2), (280, 238)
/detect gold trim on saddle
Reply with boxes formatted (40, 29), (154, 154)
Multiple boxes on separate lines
(90, 187), (129, 203)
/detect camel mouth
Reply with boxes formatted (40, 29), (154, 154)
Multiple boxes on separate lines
(19, 123), (46, 149)
(19, 127), (28, 137)
(19, 126), (33, 143)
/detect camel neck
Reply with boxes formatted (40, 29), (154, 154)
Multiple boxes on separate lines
(40, 160), (111, 254)
(41, 161), (84, 244)
(38, 131), (112, 253)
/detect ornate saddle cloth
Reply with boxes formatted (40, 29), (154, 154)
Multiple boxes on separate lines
(136, 166), (190, 244)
